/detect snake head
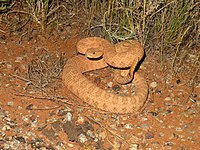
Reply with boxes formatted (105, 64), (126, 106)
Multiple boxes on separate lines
(85, 48), (103, 59)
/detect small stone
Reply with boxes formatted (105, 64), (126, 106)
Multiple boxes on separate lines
(124, 123), (133, 129)
(145, 132), (154, 139)
(58, 108), (71, 116)
(15, 136), (26, 143)
(86, 130), (95, 138)
(22, 116), (29, 123)
(67, 143), (74, 148)
(164, 142), (174, 146)
(66, 112), (72, 122)
(17, 106), (22, 110)
(26, 104), (34, 110)
(78, 134), (88, 143)
(107, 82), (113, 88)
(7, 101), (14, 106)
(94, 137), (98, 142)
(159, 132), (164, 137)
(15, 57), (23, 62)
(176, 127), (182, 132)
(5, 84), (10, 87)
(164, 97), (171, 101)
(2, 125), (11, 131)
(112, 84), (121, 92)
(76, 115), (84, 125)
(6, 64), (12, 69)
(129, 143), (138, 150)
(149, 82), (157, 88)
(122, 89), (128, 94)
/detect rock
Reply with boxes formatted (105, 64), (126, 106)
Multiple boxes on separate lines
(76, 115), (84, 125)
(7, 101), (14, 107)
(15, 57), (23, 62)
(164, 97), (171, 101)
(129, 143), (138, 150)
(67, 143), (74, 148)
(145, 132), (154, 139)
(2, 125), (11, 131)
(78, 133), (88, 143)
(107, 82), (113, 88)
(149, 82), (157, 88)
(124, 123), (133, 129)
(66, 112), (72, 122)
(15, 136), (26, 143)
(112, 84), (121, 92)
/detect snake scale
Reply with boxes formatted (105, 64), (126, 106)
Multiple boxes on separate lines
(62, 37), (148, 114)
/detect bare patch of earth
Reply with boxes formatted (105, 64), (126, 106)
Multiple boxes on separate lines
(0, 32), (199, 149)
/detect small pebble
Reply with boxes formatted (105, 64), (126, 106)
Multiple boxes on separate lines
(78, 134), (88, 143)
(129, 144), (138, 150)
(124, 123), (133, 129)
(66, 112), (72, 122)
(17, 106), (22, 110)
(112, 84), (121, 92)
(15, 57), (23, 62)
(158, 132), (164, 137)
(5, 84), (10, 87)
(145, 132), (154, 139)
(122, 89), (128, 94)
(76, 115), (84, 125)
(86, 130), (95, 138)
(164, 142), (174, 146)
(107, 82), (113, 88)
(6, 64), (12, 69)
(164, 97), (171, 101)
(2, 125), (11, 131)
(149, 82), (157, 88)
(7, 101), (14, 106)
(67, 143), (74, 148)
(176, 127), (182, 132)
(15, 136), (26, 143)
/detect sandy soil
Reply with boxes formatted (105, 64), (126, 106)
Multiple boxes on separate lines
(0, 31), (199, 150)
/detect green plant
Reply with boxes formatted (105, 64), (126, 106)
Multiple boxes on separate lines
(0, 0), (11, 12)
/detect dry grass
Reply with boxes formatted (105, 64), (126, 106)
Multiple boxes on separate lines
(0, 0), (199, 84)
(83, 0), (199, 84)
(0, 0), (80, 34)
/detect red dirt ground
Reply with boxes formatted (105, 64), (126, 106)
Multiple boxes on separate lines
(0, 32), (199, 150)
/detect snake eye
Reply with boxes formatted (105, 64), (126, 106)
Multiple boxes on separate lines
(93, 52), (95, 54)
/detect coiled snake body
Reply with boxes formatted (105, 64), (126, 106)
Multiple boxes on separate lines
(62, 37), (148, 114)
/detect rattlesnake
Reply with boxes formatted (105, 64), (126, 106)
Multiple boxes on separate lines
(62, 37), (148, 114)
